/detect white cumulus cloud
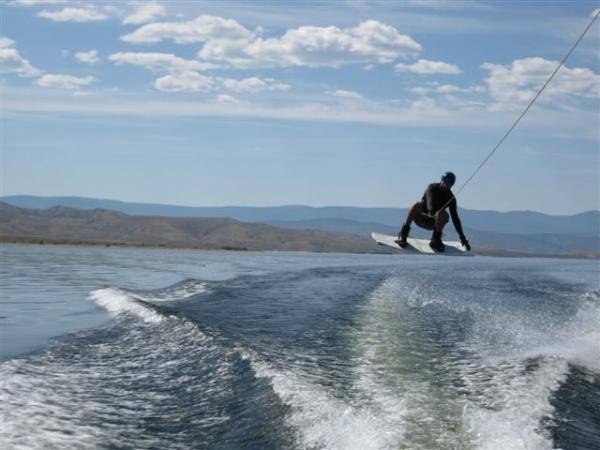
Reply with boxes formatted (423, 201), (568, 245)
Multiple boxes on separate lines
(401, 0), (492, 10)
(198, 19), (422, 69)
(121, 14), (252, 44)
(123, 2), (166, 25)
(395, 59), (462, 74)
(9, 0), (70, 5)
(223, 77), (290, 93)
(435, 84), (484, 94)
(409, 82), (485, 97)
(409, 86), (430, 95)
(482, 57), (600, 110)
(122, 15), (421, 69)
(109, 52), (213, 72)
(410, 96), (437, 110)
(37, 73), (96, 89)
(109, 52), (291, 95)
(154, 71), (214, 92)
(75, 50), (100, 65)
(217, 94), (239, 104)
(3, 36), (15, 48)
(435, 84), (465, 93)
(38, 7), (108, 22)
(72, 90), (92, 97)
(0, 36), (41, 77)
(328, 89), (363, 99)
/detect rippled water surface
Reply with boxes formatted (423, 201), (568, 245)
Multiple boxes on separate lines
(1, 244), (599, 449)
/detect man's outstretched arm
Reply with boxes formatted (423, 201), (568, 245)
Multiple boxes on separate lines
(449, 200), (471, 250)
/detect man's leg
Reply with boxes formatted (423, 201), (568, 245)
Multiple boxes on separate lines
(430, 210), (449, 252)
(404, 202), (424, 227)
(396, 202), (422, 247)
(434, 210), (449, 232)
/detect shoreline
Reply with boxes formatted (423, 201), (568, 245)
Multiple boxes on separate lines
(2, 235), (598, 260)
(0, 235), (251, 252)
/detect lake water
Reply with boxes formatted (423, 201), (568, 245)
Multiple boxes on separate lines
(1, 244), (599, 449)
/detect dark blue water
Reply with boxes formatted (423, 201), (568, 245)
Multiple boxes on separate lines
(1, 245), (599, 449)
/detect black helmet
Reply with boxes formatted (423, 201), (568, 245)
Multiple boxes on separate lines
(441, 172), (456, 186)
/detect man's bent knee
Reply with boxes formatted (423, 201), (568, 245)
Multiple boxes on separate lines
(405, 202), (423, 224)
(411, 202), (422, 212)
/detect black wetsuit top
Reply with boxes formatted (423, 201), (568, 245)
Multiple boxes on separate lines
(421, 183), (466, 239)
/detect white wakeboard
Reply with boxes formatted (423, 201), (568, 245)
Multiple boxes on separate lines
(371, 232), (469, 256)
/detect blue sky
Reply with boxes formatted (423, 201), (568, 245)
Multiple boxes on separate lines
(2, 0), (599, 214)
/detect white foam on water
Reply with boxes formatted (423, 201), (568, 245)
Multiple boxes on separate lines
(552, 330), (600, 372)
(461, 357), (569, 450)
(541, 290), (600, 373)
(130, 279), (208, 302)
(351, 275), (598, 450)
(242, 349), (402, 450)
(351, 276), (474, 448)
(458, 290), (600, 449)
(240, 276), (447, 450)
(352, 348), (418, 445)
(89, 287), (164, 323)
(1, 358), (122, 450)
(1, 314), (228, 449)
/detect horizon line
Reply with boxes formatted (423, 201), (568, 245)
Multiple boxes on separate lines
(2, 194), (598, 217)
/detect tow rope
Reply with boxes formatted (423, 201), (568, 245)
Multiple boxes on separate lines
(435, 9), (600, 216)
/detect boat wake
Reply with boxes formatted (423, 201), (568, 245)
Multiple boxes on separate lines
(1, 265), (598, 449)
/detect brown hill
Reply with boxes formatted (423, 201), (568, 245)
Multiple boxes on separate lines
(0, 202), (389, 253)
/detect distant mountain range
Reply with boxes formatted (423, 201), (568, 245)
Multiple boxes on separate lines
(0, 202), (385, 253)
(3, 195), (598, 236)
(1, 196), (598, 256)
